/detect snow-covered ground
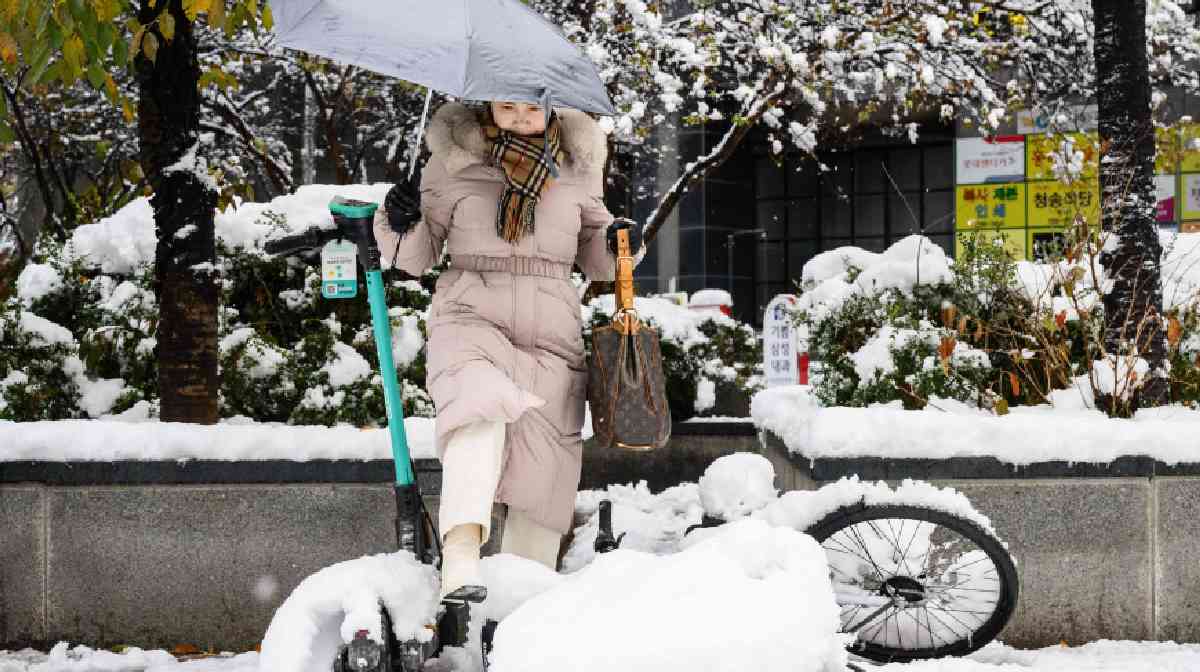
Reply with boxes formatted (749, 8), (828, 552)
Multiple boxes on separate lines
(752, 384), (1200, 465)
(5, 640), (1200, 672)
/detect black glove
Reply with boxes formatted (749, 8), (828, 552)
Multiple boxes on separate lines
(606, 218), (642, 256)
(384, 178), (422, 237)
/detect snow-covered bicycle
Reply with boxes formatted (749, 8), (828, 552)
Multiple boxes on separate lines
(647, 477), (1020, 665)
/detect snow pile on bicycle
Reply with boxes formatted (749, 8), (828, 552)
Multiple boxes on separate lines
(259, 453), (1016, 671)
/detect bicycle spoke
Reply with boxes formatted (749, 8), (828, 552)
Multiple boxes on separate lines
(846, 524), (892, 580)
(846, 603), (895, 634)
(924, 604), (972, 640)
(899, 520), (927, 572)
(881, 518), (917, 577)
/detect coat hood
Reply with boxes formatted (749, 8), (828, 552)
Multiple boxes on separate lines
(425, 102), (608, 180)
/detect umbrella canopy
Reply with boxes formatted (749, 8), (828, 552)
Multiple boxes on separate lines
(270, 0), (616, 116)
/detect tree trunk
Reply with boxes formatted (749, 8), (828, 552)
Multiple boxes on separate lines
(136, 0), (219, 424)
(1093, 0), (1168, 413)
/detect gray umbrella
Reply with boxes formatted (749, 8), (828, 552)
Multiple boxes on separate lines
(270, 0), (615, 115)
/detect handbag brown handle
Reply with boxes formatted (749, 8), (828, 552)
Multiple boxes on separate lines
(613, 221), (638, 333)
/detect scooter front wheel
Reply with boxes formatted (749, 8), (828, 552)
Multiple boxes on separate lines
(805, 504), (1019, 663)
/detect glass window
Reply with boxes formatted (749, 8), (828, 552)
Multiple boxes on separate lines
(856, 236), (888, 253)
(855, 150), (888, 194)
(788, 240), (820, 279)
(824, 236), (853, 250)
(787, 157), (820, 196)
(759, 241), (787, 281)
(787, 199), (819, 238)
(922, 190), (954, 235)
(756, 156), (785, 198)
(923, 145), (953, 190)
(821, 155), (854, 197)
(855, 195), (885, 237)
(678, 228), (705, 276)
(821, 196), (852, 238)
(757, 201), (787, 239)
(888, 191), (923, 239)
(889, 149), (922, 192)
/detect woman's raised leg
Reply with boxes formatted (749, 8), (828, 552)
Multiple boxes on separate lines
(437, 420), (506, 598)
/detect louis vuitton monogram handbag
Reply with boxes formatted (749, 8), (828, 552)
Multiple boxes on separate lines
(586, 223), (671, 451)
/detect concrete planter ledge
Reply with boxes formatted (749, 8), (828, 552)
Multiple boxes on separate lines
(754, 426), (1200, 650)
(0, 419), (756, 652)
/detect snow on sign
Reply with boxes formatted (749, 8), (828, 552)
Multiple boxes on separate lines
(763, 294), (800, 387)
(955, 136), (1025, 184)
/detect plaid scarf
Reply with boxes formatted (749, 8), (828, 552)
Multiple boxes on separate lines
(481, 110), (564, 243)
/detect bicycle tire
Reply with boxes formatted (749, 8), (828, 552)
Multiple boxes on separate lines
(805, 503), (1019, 663)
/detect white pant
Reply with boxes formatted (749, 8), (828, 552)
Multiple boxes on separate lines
(439, 420), (506, 544)
(438, 420), (562, 570)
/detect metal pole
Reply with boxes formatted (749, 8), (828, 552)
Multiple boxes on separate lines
(406, 88), (434, 183)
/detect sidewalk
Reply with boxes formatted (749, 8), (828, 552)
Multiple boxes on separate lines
(4, 640), (1200, 671)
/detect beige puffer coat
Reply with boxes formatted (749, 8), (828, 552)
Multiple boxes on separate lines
(373, 102), (622, 534)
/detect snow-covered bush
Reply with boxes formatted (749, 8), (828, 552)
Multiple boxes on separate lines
(0, 188), (435, 424)
(795, 229), (1200, 416)
(798, 236), (994, 410)
(583, 295), (763, 421)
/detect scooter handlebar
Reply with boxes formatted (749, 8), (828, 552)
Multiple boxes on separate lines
(263, 228), (326, 256)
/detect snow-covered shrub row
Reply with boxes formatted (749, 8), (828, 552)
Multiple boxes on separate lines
(583, 294), (763, 421)
(794, 231), (1200, 414)
(1, 185), (434, 424)
(3, 184), (763, 424)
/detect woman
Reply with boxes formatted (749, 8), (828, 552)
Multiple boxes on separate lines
(373, 99), (641, 598)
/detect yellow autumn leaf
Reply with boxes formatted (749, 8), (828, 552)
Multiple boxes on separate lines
(63, 35), (85, 71)
(104, 73), (117, 102)
(95, 0), (121, 23)
(159, 12), (175, 42)
(142, 31), (159, 62)
(0, 32), (15, 64)
(209, 0), (225, 31)
(1168, 316), (1183, 350)
(184, 0), (210, 20)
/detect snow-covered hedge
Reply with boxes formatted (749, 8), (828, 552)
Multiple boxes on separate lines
(793, 231), (1200, 415)
(2, 185), (431, 423)
(2, 186), (762, 425)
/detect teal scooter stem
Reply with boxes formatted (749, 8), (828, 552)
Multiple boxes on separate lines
(328, 198), (415, 487)
(326, 197), (431, 566)
(266, 197), (434, 569)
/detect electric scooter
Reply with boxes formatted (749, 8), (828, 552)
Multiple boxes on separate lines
(264, 196), (485, 671)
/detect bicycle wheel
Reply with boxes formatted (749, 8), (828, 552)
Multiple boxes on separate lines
(805, 503), (1019, 663)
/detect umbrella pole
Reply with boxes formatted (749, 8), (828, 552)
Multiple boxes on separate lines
(407, 89), (434, 184)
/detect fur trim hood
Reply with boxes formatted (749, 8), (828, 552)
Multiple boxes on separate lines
(425, 102), (607, 179)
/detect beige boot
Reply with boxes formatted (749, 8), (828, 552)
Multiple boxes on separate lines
(440, 523), (483, 599)
(501, 507), (562, 571)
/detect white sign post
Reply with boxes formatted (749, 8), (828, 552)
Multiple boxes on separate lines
(763, 294), (801, 388)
